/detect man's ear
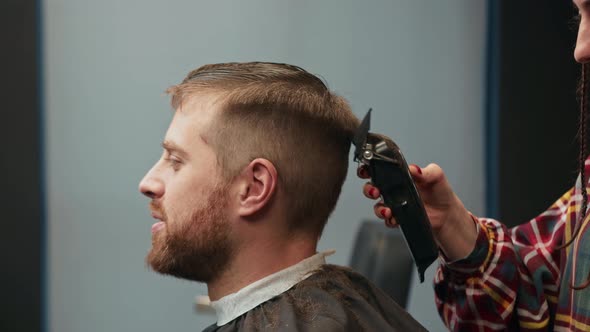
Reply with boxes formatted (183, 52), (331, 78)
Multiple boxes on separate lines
(236, 158), (278, 217)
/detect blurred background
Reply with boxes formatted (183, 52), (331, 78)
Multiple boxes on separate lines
(1, 0), (580, 331)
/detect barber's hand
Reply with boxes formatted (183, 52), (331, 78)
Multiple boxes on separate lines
(358, 163), (478, 261)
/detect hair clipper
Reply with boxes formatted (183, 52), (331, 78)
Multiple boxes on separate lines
(352, 109), (438, 282)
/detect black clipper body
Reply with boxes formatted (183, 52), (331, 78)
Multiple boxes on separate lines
(353, 109), (438, 282)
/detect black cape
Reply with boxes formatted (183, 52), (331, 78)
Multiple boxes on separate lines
(203, 264), (427, 331)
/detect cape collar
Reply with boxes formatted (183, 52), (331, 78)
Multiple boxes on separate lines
(210, 250), (335, 326)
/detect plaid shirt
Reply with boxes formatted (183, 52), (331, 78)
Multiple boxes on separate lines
(435, 158), (590, 331)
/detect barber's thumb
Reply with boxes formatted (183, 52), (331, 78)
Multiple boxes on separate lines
(410, 163), (446, 187)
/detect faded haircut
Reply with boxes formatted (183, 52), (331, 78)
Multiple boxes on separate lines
(166, 62), (360, 236)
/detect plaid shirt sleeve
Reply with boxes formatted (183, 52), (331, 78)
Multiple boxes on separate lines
(434, 187), (577, 331)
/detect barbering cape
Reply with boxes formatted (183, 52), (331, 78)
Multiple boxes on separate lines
(203, 264), (426, 331)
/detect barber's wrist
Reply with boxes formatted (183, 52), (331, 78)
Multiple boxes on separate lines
(435, 204), (478, 261)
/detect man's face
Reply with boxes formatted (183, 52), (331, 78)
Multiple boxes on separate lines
(139, 95), (235, 282)
(575, 0), (590, 63)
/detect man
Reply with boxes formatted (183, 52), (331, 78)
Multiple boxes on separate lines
(139, 62), (426, 331)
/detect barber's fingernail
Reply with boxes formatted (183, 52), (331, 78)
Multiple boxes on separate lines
(380, 209), (387, 218)
(411, 164), (422, 175)
(357, 166), (368, 177)
(369, 188), (377, 197)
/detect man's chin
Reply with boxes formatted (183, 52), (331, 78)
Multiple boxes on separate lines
(146, 240), (231, 283)
(145, 246), (168, 274)
(145, 245), (217, 283)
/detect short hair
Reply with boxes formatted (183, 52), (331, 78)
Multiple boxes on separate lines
(166, 62), (360, 236)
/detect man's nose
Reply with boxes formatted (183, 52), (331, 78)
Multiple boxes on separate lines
(139, 170), (165, 199)
(575, 22), (590, 63)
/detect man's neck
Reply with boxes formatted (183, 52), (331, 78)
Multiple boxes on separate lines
(207, 236), (316, 301)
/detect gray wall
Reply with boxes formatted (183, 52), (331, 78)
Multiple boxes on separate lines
(44, 1), (486, 331)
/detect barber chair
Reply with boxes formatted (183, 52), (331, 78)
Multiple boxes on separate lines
(349, 220), (414, 309)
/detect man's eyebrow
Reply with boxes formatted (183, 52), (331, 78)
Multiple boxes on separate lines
(162, 140), (189, 158)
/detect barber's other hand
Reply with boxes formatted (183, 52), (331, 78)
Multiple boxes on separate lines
(358, 163), (477, 261)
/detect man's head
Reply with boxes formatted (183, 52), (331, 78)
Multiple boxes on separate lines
(139, 62), (359, 283)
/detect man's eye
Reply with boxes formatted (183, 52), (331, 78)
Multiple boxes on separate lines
(166, 157), (182, 170)
(571, 13), (582, 31)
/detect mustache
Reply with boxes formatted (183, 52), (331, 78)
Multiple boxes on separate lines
(149, 201), (167, 221)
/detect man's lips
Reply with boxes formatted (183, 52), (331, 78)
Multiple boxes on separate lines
(151, 221), (165, 234)
(149, 209), (166, 234)
(150, 210), (164, 221)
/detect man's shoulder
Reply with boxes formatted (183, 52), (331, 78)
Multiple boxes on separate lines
(266, 264), (425, 331)
(294, 265), (406, 313)
(293, 264), (378, 300)
(295, 264), (427, 331)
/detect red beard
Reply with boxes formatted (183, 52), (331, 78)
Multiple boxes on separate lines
(146, 184), (234, 283)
